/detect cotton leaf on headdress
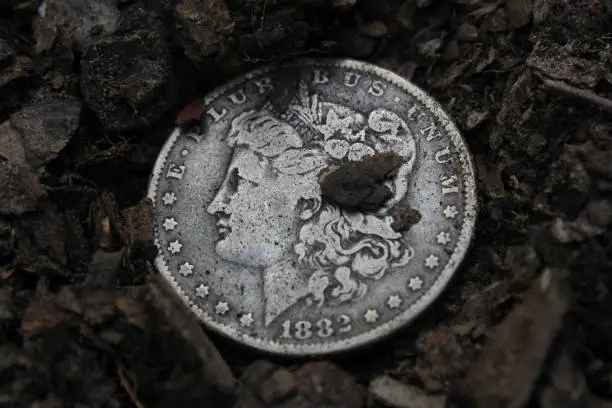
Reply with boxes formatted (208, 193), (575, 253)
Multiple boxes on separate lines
(367, 109), (414, 158)
(259, 130), (303, 157)
(228, 110), (303, 156)
(347, 143), (375, 161)
(319, 109), (342, 139)
(274, 148), (329, 175)
(324, 138), (350, 159)
(319, 105), (368, 142)
(368, 109), (403, 133)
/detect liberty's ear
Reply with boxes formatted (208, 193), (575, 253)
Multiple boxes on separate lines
(297, 197), (322, 220)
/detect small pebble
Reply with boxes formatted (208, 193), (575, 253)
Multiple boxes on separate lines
(442, 39), (460, 61)
(359, 21), (389, 38)
(0, 161), (45, 216)
(9, 97), (82, 169)
(330, 0), (358, 9)
(80, 28), (174, 131)
(505, 0), (532, 27)
(464, 110), (489, 130)
(258, 368), (297, 404)
(417, 0), (435, 6)
(417, 38), (443, 58)
(455, 23), (479, 42)
(486, 8), (510, 32)
(369, 375), (446, 408)
(396, 1), (417, 29)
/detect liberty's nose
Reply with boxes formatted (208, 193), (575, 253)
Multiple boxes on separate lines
(207, 173), (234, 215)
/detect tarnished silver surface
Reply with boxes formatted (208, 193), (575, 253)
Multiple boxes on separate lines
(147, 59), (477, 356)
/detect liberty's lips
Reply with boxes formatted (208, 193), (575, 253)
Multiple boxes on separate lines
(216, 216), (231, 237)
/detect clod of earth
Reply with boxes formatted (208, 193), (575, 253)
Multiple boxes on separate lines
(84, 248), (126, 289)
(340, 28), (379, 58)
(235, 360), (363, 408)
(14, 202), (68, 276)
(237, 9), (310, 60)
(505, 0), (533, 28)
(17, 283), (235, 407)
(33, 0), (120, 53)
(390, 200), (422, 232)
(0, 38), (32, 88)
(527, 42), (607, 88)
(358, 21), (389, 38)
(0, 160), (45, 216)
(539, 351), (612, 408)
(413, 327), (470, 392)
(121, 197), (155, 254)
(329, 0), (359, 10)
(369, 375), (446, 408)
(148, 275), (236, 399)
(80, 28), (175, 131)
(8, 97), (82, 169)
(450, 268), (570, 408)
(173, 0), (233, 63)
(319, 152), (405, 212)
(88, 191), (124, 252)
(0, 218), (14, 262)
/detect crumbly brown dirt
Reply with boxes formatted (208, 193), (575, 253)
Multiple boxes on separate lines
(319, 152), (404, 212)
(1, 0), (611, 407)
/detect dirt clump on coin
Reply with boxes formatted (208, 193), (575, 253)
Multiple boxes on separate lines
(1, 0), (612, 407)
(319, 152), (404, 212)
(390, 200), (422, 232)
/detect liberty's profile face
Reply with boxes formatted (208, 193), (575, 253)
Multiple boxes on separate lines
(207, 147), (304, 268)
(204, 92), (419, 326)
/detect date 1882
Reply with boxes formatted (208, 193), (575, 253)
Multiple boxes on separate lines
(280, 315), (352, 340)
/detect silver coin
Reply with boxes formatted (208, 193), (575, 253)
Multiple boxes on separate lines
(147, 59), (477, 356)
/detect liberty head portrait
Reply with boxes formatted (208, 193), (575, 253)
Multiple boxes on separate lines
(207, 81), (418, 326)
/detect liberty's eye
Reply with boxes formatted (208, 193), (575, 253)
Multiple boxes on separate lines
(227, 168), (258, 193)
(226, 169), (240, 193)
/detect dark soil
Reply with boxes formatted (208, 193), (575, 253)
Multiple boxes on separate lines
(319, 152), (404, 212)
(1, 0), (612, 407)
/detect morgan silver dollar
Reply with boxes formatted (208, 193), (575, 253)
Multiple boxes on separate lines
(147, 59), (477, 356)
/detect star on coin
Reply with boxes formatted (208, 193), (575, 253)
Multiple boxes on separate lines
(443, 205), (458, 219)
(162, 192), (177, 205)
(364, 309), (379, 323)
(163, 217), (178, 231)
(239, 313), (254, 327)
(408, 276), (423, 291)
(436, 231), (451, 245)
(425, 254), (439, 269)
(386, 295), (402, 309)
(195, 284), (209, 298)
(168, 240), (182, 254)
(179, 262), (194, 277)
(215, 301), (229, 316)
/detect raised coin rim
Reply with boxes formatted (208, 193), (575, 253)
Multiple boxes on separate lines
(147, 58), (478, 356)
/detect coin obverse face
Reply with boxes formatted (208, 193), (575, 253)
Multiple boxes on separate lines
(148, 59), (477, 356)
